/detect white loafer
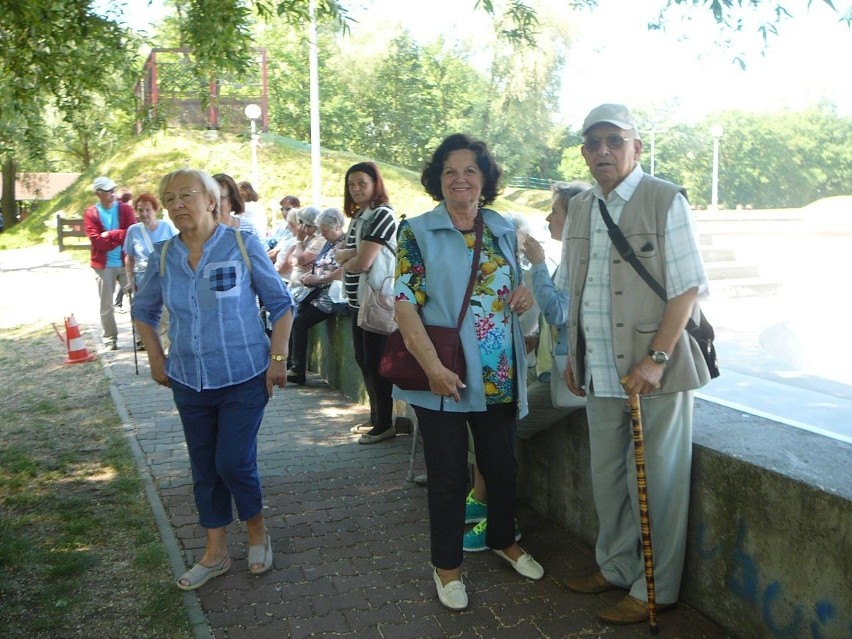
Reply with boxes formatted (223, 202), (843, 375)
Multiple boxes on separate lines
(433, 568), (468, 610)
(493, 548), (544, 580)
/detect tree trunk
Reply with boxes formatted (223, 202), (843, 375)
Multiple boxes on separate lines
(2, 157), (16, 231)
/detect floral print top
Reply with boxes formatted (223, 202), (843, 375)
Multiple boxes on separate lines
(395, 220), (516, 404)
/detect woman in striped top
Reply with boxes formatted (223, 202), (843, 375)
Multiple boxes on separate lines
(335, 162), (398, 444)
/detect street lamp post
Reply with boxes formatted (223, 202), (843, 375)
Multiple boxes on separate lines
(244, 103), (262, 187)
(710, 124), (723, 211)
(650, 127), (656, 177)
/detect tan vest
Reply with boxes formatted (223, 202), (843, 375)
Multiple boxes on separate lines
(565, 174), (710, 395)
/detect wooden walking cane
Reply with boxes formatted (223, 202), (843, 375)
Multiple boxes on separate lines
(629, 392), (659, 635)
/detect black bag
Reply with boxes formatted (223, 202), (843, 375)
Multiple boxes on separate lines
(686, 311), (720, 379)
(598, 200), (720, 379)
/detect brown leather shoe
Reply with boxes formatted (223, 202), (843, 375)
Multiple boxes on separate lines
(564, 570), (622, 594)
(596, 594), (676, 625)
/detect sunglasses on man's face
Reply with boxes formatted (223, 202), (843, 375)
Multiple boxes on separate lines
(583, 135), (635, 152)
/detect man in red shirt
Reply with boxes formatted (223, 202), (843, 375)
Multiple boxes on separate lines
(83, 176), (136, 350)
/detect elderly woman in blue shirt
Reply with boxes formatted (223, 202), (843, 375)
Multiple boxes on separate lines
(132, 169), (293, 591)
(393, 134), (544, 611)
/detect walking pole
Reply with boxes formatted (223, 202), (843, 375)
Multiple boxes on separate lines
(629, 392), (659, 635)
(129, 289), (139, 375)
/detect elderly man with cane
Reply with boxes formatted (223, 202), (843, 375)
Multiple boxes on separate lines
(557, 104), (712, 626)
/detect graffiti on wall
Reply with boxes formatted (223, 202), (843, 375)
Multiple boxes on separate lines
(696, 520), (850, 639)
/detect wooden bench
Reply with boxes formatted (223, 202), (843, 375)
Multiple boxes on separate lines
(56, 214), (89, 251)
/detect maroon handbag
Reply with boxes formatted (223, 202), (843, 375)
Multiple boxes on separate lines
(379, 214), (483, 391)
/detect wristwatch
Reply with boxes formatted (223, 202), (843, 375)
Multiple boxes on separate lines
(647, 350), (670, 365)
(270, 354), (286, 362)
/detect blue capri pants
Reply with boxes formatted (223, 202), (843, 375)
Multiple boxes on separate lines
(171, 373), (269, 529)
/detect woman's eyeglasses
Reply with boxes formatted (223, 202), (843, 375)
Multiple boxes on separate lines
(162, 190), (199, 207)
(583, 135), (635, 152)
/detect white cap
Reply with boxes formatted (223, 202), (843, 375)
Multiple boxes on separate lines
(93, 176), (117, 192)
(582, 104), (639, 135)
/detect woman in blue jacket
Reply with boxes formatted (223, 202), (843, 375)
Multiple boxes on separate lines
(393, 134), (543, 611)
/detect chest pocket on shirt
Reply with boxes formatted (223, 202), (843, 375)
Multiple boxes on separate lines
(204, 261), (244, 299)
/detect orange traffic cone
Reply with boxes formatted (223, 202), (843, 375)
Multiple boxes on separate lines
(63, 314), (96, 364)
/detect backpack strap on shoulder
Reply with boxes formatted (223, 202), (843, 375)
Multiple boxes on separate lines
(235, 228), (252, 273)
(159, 237), (174, 277)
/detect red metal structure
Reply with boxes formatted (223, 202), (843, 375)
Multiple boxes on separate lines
(135, 48), (268, 133)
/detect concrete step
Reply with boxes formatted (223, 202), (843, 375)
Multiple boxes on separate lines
(709, 277), (784, 298)
(706, 261), (760, 279)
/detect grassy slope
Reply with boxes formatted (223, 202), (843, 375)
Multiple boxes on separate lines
(0, 130), (551, 252)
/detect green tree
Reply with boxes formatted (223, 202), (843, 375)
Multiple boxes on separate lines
(0, 0), (139, 229)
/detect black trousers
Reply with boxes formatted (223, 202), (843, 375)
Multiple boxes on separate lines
(351, 313), (393, 430)
(289, 302), (331, 375)
(414, 403), (518, 570)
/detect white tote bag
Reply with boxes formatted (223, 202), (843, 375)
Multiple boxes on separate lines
(550, 354), (587, 409)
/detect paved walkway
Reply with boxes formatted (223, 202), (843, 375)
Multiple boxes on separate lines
(3, 247), (727, 639)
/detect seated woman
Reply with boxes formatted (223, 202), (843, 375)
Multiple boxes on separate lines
(283, 206), (325, 304)
(273, 207), (303, 279)
(268, 195), (301, 257)
(286, 207), (346, 384)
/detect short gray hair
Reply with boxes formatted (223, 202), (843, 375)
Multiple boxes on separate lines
(552, 180), (591, 213)
(159, 169), (220, 217)
(286, 208), (301, 224)
(297, 206), (321, 226)
(316, 207), (345, 229)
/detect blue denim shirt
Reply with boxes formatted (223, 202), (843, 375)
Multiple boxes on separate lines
(132, 224), (293, 391)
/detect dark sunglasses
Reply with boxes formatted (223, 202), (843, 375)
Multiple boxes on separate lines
(584, 135), (635, 152)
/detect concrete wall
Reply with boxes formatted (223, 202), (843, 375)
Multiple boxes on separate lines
(306, 322), (852, 638)
(518, 401), (852, 639)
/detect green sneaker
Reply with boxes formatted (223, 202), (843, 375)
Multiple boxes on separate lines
(462, 519), (523, 553)
(463, 520), (489, 552)
(465, 491), (488, 524)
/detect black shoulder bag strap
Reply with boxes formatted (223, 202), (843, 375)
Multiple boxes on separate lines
(597, 199), (703, 339)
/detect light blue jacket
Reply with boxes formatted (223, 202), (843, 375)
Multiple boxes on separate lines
(393, 204), (528, 418)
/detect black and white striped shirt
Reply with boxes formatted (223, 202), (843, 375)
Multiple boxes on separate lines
(344, 206), (397, 308)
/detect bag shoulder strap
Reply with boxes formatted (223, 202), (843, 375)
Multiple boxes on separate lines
(455, 212), (484, 332)
(158, 228), (252, 277)
(598, 199), (699, 333)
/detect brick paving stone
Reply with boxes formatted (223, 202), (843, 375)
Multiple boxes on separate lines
(341, 602), (403, 631)
(287, 610), (348, 639)
(378, 616), (446, 639)
(309, 591), (371, 617)
(94, 337), (732, 639)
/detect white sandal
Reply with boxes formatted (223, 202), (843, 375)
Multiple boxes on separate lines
(248, 533), (273, 575)
(176, 556), (230, 590)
